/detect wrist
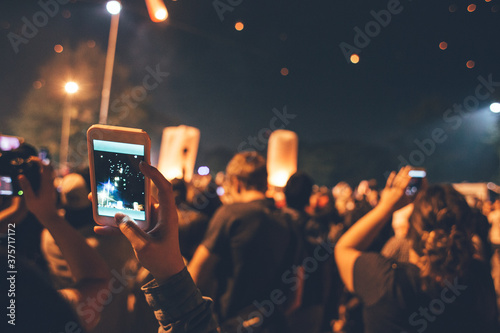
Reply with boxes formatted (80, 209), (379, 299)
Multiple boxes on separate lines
(373, 201), (396, 218)
(152, 259), (186, 285)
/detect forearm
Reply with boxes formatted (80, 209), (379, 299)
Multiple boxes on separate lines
(40, 212), (110, 282)
(335, 203), (394, 292)
(336, 202), (394, 252)
(143, 267), (218, 333)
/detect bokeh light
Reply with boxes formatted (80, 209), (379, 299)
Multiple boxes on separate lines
(439, 42), (448, 50)
(87, 40), (96, 48)
(155, 8), (168, 21)
(467, 4), (476, 12)
(466, 60), (475, 68)
(198, 166), (210, 176)
(62, 10), (71, 19)
(33, 81), (43, 89)
(65, 82), (79, 94)
(54, 44), (63, 53)
(350, 54), (360, 64)
(106, 1), (122, 15)
(235, 22), (244, 31)
(280, 68), (289, 76)
(490, 102), (500, 113)
(449, 4), (457, 12)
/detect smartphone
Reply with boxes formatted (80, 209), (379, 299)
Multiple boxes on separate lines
(406, 169), (426, 196)
(87, 125), (151, 230)
(0, 176), (14, 196)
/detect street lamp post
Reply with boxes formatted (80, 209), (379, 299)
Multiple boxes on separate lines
(60, 81), (79, 173)
(98, 0), (167, 125)
(99, 1), (121, 125)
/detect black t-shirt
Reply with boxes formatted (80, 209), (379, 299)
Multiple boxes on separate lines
(202, 199), (294, 321)
(353, 253), (499, 333)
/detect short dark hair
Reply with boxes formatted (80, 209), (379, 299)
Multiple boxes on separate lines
(226, 152), (267, 193)
(284, 172), (313, 210)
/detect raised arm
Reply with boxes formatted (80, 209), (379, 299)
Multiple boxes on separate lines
(19, 162), (111, 329)
(97, 161), (218, 333)
(334, 166), (412, 292)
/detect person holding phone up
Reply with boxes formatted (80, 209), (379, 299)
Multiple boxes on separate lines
(7, 159), (218, 332)
(95, 161), (219, 332)
(334, 166), (498, 333)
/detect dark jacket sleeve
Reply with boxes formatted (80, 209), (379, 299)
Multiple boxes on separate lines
(142, 267), (219, 333)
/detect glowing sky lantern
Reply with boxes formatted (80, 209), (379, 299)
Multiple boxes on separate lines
(145, 0), (168, 22)
(267, 129), (298, 187)
(157, 125), (200, 182)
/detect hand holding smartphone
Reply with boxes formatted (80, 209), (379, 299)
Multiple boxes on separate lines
(87, 125), (151, 230)
(405, 168), (426, 196)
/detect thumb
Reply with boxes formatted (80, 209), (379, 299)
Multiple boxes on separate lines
(115, 213), (149, 251)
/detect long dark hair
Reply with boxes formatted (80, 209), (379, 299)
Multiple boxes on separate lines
(408, 184), (474, 290)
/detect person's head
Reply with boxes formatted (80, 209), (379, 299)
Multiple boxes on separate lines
(408, 184), (474, 289)
(225, 152), (267, 198)
(284, 172), (314, 211)
(60, 171), (93, 229)
(171, 178), (187, 205)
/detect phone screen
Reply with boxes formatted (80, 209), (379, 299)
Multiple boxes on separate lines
(93, 139), (146, 221)
(0, 176), (14, 196)
(406, 170), (426, 196)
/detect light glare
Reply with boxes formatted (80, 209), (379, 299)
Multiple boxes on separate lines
(106, 1), (122, 15)
(65, 82), (79, 94)
(490, 102), (500, 113)
(145, 0), (168, 22)
(155, 8), (168, 21)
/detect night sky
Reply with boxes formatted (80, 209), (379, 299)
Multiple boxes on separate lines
(1, 0), (500, 184)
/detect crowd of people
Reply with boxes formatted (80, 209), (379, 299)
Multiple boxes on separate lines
(1, 142), (500, 333)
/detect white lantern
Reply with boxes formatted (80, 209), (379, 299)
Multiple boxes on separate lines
(157, 125), (200, 182)
(267, 129), (298, 187)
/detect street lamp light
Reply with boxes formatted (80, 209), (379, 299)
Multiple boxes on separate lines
(60, 81), (79, 173)
(490, 102), (500, 113)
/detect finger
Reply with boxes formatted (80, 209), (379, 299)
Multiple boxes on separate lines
(139, 162), (177, 217)
(18, 175), (35, 201)
(385, 171), (396, 189)
(398, 166), (413, 188)
(115, 213), (149, 251)
(39, 163), (55, 190)
(94, 225), (121, 236)
(139, 161), (172, 194)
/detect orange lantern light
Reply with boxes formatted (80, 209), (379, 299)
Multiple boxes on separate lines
(145, 0), (168, 22)
(267, 130), (298, 187)
(157, 125), (200, 182)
